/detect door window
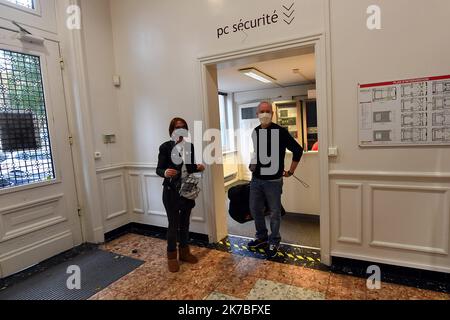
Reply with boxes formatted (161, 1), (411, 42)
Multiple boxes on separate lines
(0, 49), (55, 189)
(3, 0), (35, 9)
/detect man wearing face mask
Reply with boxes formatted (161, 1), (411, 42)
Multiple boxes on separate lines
(248, 102), (304, 258)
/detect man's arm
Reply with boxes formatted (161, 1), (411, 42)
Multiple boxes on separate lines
(284, 130), (304, 176)
(286, 161), (300, 177)
(249, 129), (258, 172)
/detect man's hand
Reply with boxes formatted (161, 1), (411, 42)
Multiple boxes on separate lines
(197, 164), (206, 172)
(285, 162), (299, 178)
(165, 169), (178, 178)
(283, 170), (294, 178)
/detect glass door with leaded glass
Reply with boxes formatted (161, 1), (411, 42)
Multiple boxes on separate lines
(0, 29), (82, 278)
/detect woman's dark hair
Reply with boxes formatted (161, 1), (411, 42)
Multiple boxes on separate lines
(169, 117), (189, 137)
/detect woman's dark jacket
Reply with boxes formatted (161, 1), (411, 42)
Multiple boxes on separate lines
(156, 141), (200, 189)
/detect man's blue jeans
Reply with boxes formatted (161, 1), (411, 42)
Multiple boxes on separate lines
(250, 177), (283, 245)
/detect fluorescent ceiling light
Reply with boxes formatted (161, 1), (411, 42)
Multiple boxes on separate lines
(239, 68), (276, 84)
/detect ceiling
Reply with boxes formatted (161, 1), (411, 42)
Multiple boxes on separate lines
(218, 50), (316, 93)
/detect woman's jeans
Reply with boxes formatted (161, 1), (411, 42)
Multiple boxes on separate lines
(162, 185), (195, 252)
(250, 177), (284, 245)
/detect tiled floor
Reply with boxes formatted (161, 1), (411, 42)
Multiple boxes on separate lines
(91, 233), (450, 301)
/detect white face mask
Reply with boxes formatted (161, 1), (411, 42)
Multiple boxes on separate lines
(171, 128), (189, 143)
(259, 113), (272, 126)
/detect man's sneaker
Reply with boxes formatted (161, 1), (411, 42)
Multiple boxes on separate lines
(248, 238), (268, 250)
(267, 243), (280, 258)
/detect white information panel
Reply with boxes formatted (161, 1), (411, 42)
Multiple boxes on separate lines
(359, 75), (450, 147)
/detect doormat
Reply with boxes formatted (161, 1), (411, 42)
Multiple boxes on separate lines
(0, 249), (144, 300)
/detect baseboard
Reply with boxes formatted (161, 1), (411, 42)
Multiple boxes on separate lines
(285, 212), (320, 222)
(331, 256), (450, 293)
(104, 223), (209, 244)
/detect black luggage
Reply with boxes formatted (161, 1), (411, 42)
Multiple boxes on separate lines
(228, 182), (286, 224)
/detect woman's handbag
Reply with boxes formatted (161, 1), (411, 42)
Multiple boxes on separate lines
(179, 173), (201, 200)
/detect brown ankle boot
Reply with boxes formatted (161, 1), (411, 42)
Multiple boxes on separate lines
(167, 251), (179, 273)
(179, 246), (199, 264)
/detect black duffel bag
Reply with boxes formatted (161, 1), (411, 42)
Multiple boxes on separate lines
(228, 182), (286, 224)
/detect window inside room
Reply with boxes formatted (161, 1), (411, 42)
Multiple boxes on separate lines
(0, 49), (55, 190)
(218, 93), (235, 153)
(3, 0), (35, 9)
(241, 106), (258, 120)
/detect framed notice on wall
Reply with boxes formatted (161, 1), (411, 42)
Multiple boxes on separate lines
(358, 75), (450, 147)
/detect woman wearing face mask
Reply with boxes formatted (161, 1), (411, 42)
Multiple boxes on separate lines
(156, 118), (205, 272)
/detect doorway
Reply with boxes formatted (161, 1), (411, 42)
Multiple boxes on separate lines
(0, 29), (83, 278)
(199, 37), (331, 264)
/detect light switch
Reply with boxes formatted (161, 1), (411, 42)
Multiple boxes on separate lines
(328, 147), (339, 157)
(103, 134), (116, 144)
(308, 90), (317, 99)
(113, 75), (121, 87)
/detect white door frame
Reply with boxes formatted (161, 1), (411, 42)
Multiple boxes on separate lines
(198, 34), (332, 265)
(55, 0), (105, 244)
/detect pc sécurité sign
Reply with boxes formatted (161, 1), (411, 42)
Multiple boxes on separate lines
(216, 2), (296, 40)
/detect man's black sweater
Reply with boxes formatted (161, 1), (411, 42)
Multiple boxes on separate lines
(251, 123), (304, 180)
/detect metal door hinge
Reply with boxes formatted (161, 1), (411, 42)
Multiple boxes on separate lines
(77, 206), (82, 217)
(60, 58), (65, 70)
(69, 135), (74, 146)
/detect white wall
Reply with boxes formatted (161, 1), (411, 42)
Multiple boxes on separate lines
(79, 0), (129, 233)
(283, 153), (321, 215)
(329, 0), (450, 173)
(108, 0), (325, 235)
(328, 0), (450, 272)
(109, 0), (325, 164)
(81, 0), (124, 168)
